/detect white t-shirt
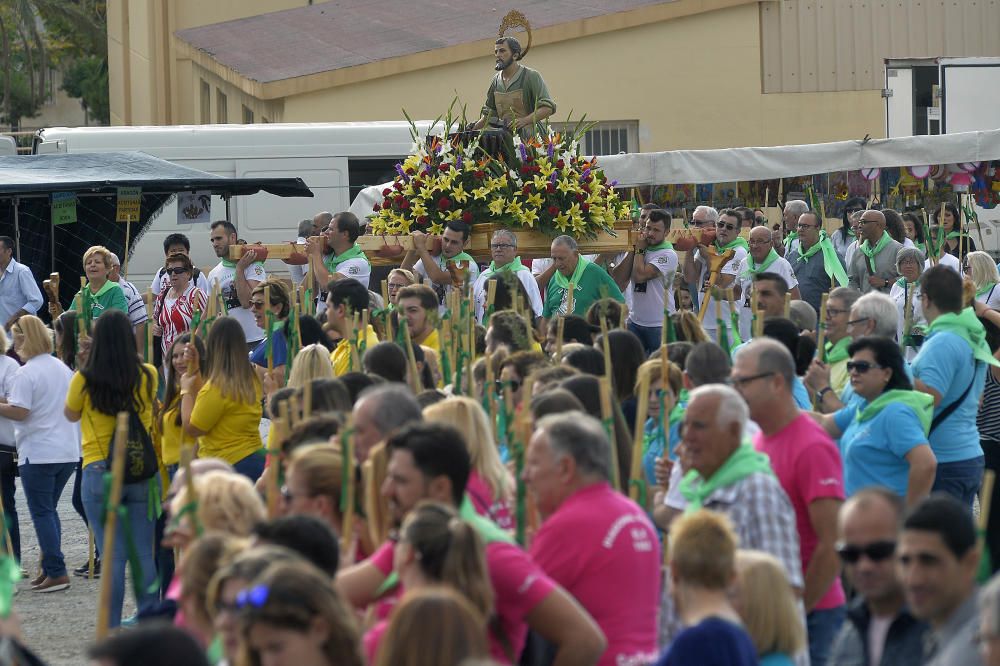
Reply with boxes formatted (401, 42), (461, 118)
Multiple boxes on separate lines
(151, 266), (211, 296)
(315, 252), (372, 316)
(473, 266), (543, 322)
(0, 356), (18, 446)
(8, 354), (80, 464)
(627, 247), (678, 327)
(207, 261), (267, 343)
(930, 252), (961, 275)
(118, 279), (149, 328)
(413, 255), (482, 315)
(736, 255), (799, 341)
(977, 283), (1000, 310)
(696, 246), (748, 335)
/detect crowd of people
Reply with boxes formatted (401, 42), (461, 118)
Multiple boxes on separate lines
(0, 194), (995, 666)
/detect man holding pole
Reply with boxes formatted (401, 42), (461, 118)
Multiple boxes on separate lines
(848, 210), (903, 295)
(737, 226), (799, 339)
(695, 209), (748, 343)
(307, 212), (371, 316)
(542, 236), (624, 321)
(401, 221), (479, 315)
(473, 229), (543, 322)
(787, 211), (849, 315)
(623, 209), (678, 355)
(207, 221), (266, 349)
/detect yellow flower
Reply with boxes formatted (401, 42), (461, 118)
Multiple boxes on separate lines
(410, 201), (428, 218)
(532, 175), (549, 191)
(524, 192), (544, 208)
(488, 198), (507, 216)
(538, 161), (556, 179)
(519, 208), (539, 228)
(445, 208), (464, 221)
(554, 212), (571, 231)
(402, 155), (421, 173)
(473, 187), (491, 201)
(506, 199), (524, 217)
(451, 183), (469, 204)
(428, 222), (445, 235)
(556, 178), (577, 195)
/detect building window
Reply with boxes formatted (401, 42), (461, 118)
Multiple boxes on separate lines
(242, 105), (254, 124)
(216, 89), (228, 123)
(551, 120), (639, 155)
(200, 80), (211, 123)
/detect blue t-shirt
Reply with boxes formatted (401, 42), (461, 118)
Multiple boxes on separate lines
(833, 401), (929, 497)
(249, 327), (288, 368)
(911, 330), (986, 462)
(655, 617), (759, 666)
(792, 376), (811, 410)
(760, 654), (795, 666)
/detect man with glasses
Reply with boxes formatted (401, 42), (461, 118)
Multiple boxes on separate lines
(805, 286), (862, 402)
(898, 494), (982, 666)
(833, 197), (867, 260)
(829, 488), (927, 666)
(848, 210), (903, 295)
(401, 220), (479, 315)
(472, 229), (543, 322)
(623, 209), (678, 354)
(207, 220), (266, 347)
(542, 235), (624, 321)
(682, 205), (719, 311)
(776, 199), (809, 257)
(305, 211), (371, 315)
(787, 211), (849, 315)
(695, 208), (748, 343)
(737, 226), (799, 338)
(734, 339), (845, 666)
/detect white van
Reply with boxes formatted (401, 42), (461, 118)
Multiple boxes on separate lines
(34, 121), (431, 289)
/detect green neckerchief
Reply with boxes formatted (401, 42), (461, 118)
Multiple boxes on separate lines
(915, 241), (926, 254)
(714, 237), (750, 253)
(206, 634), (223, 666)
(857, 389), (935, 436)
(679, 443), (774, 511)
(783, 231), (798, 249)
(485, 256), (528, 276)
(896, 277), (918, 289)
(552, 255), (590, 290)
(375, 494), (513, 598)
(946, 231), (967, 240)
(324, 243), (369, 273)
(927, 307), (1000, 367)
(825, 336), (852, 364)
(647, 240), (674, 251)
(741, 247), (780, 278)
(859, 231), (892, 270)
(221, 258), (237, 269)
(87, 279), (117, 299)
(977, 282), (997, 299)
(798, 231), (849, 287)
(439, 251), (476, 270)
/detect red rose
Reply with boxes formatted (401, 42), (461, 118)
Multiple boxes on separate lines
(547, 205), (559, 216)
(531, 165), (541, 173)
(575, 193), (585, 202)
(522, 185), (532, 194)
(462, 211), (473, 223)
(546, 183), (555, 193)
(373, 203), (381, 212)
(417, 215), (429, 225)
(582, 203), (590, 212)
(393, 181), (403, 191)
(382, 188), (392, 196)
(556, 159), (565, 168)
(582, 184), (591, 193)
(405, 167), (415, 175)
(439, 163), (451, 172)
(520, 166), (531, 174)
(437, 197), (451, 210)
(412, 178), (422, 188)
(399, 200), (411, 210)
(474, 170), (486, 179)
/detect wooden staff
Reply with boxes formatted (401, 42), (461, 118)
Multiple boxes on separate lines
(713, 290), (723, 345)
(465, 301), (475, 395)
(599, 377), (621, 492)
(87, 528), (96, 579)
(697, 248), (735, 323)
(401, 320), (421, 394)
(287, 394), (301, 430)
(566, 281), (576, 316)
(144, 291), (154, 363)
(96, 413), (129, 640)
(486, 279), (497, 318)
(599, 316), (613, 381)
(302, 379), (313, 420)
(628, 371), (651, 507)
(784, 292), (791, 318)
(751, 289), (764, 339)
(555, 316), (565, 360)
(902, 281), (915, 353)
(267, 403), (290, 519)
(349, 311), (361, 371)
(341, 418), (356, 559)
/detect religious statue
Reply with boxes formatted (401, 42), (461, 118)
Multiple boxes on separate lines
(472, 10), (556, 140)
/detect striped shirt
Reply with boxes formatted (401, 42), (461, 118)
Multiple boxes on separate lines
(978, 370), (1000, 443)
(118, 279), (148, 328)
(155, 284), (207, 355)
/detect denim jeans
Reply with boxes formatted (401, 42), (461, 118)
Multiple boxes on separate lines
(807, 605), (847, 666)
(627, 320), (662, 356)
(932, 455), (985, 508)
(82, 461), (159, 628)
(0, 447), (20, 562)
(232, 450), (266, 483)
(20, 462), (76, 578)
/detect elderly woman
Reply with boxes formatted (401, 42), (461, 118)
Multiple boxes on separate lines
(386, 268), (417, 307)
(965, 251), (1000, 310)
(74, 246), (128, 321)
(811, 336), (937, 507)
(889, 247), (928, 355)
(155, 253), (207, 358)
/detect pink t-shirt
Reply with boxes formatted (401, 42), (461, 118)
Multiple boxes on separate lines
(530, 482), (661, 666)
(368, 531), (555, 664)
(467, 470), (514, 531)
(363, 620), (388, 664)
(754, 412), (846, 610)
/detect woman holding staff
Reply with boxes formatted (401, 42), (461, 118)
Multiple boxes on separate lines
(154, 253), (207, 362)
(182, 317), (266, 482)
(888, 248), (928, 358)
(249, 278), (292, 381)
(74, 246), (128, 324)
(64, 310), (159, 625)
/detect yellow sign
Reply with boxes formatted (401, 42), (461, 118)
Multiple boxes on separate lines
(116, 186), (141, 222)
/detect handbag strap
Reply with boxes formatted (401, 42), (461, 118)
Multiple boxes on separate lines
(930, 361), (981, 435)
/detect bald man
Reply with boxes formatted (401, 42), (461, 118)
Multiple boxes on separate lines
(848, 210), (902, 295)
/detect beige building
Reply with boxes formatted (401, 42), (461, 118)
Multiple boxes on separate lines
(109, 0), (1000, 152)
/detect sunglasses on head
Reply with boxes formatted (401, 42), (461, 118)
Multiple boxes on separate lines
(236, 584), (269, 609)
(837, 540), (896, 564)
(846, 360), (882, 374)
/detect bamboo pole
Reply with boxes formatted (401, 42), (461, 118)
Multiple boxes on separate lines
(401, 320), (422, 394)
(485, 351), (497, 427)
(599, 316), (613, 381)
(350, 311), (361, 372)
(486, 280), (497, 319)
(714, 290), (722, 345)
(628, 371), (651, 507)
(784, 292), (791, 318)
(144, 291), (154, 363)
(267, 403), (290, 520)
(341, 418), (356, 558)
(599, 377), (621, 492)
(95, 413), (129, 640)
(566, 281), (576, 316)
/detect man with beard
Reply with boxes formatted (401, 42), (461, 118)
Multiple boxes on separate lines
(335, 422), (606, 665)
(473, 36), (555, 138)
(207, 220), (266, 348)
(401, 221), (479, 315)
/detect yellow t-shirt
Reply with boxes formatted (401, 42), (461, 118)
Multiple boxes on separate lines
(415, 328), (440, 355)
(331, 325), (381, 376)
(189, 379), (263, 465)
(160, 402), (183, 467)
(65, 364), (158, 467)
(830, 358), (850, 395)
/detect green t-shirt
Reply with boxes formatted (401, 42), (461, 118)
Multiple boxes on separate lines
(543, 261), (624, 318)
(76, 280), (128, 321)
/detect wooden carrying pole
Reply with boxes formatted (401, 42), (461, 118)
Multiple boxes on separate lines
(95, 413), (129, 640)
(340, 418), (356, 558)
(599, 377), (621, 492)
(628, 371), (652, 507)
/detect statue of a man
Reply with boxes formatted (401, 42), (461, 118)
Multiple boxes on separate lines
(473, 36), (556, 137)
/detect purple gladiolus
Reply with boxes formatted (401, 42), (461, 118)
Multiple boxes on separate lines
(518, 143), (528, 162)
(582, 168), (591, 179)
(395, 163), (409, 181)
(610, 180), (619, 187)
(549, 171), (558, 184)
(547, 142), (554, 158)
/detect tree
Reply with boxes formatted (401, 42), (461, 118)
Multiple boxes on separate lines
(61, 54), (108, 124)
(0, 0), (49, 129)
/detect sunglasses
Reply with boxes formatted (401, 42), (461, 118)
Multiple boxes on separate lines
(716, 222), (738, 231)
(165, 267), (189, 276)
(846, 360), (882, 374)
(836, 540), (896, 564)
(248, 300), (268, 310)
(495, 379), (522, 393)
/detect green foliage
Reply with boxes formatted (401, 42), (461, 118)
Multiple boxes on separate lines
(62, 54), (109, 124)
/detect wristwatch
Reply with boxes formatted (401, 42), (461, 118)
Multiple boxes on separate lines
(883, 278), (890, 289)
(816, 386), (834, 402)
(635, 247), (646, 255)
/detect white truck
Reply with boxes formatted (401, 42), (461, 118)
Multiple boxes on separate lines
(33, 121), (430, 288)
(884, 56), (1000, 256)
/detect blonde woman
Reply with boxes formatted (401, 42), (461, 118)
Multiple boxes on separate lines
(965, 250), (1000, 310)
(423, 397), (513, 530)
(168, 470), (267, 549)
(74, 246), (128, 320)
(732, 550), (806, 666)
(387, 268), (417, 306)
(283, 443), (346, 537)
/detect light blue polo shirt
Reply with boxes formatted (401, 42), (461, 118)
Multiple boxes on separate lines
(833, 401), (929, 497)
(911, 330), (986, 463)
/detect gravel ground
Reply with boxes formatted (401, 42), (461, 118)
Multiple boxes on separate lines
(11, 477), (137, 666)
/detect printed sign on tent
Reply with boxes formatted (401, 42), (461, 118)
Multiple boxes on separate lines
(115, 186), (141, 222)
(51, 191), (77, 226)
(177, 191), (211, 225)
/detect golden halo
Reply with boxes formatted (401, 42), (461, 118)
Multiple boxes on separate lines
(498, 10), (532, 60)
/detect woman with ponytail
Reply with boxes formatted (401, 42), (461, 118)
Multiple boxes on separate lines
(364, 500), (493, 664)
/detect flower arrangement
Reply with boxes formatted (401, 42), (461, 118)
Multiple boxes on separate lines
(367, 110), (628, 239)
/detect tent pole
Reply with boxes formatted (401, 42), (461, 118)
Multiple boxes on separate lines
(13, 197), (20, 262)
(225, 194), (233, 231)
(50, 208), (55, 273)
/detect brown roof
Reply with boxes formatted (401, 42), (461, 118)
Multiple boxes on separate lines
(175, 0), (677, 84)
